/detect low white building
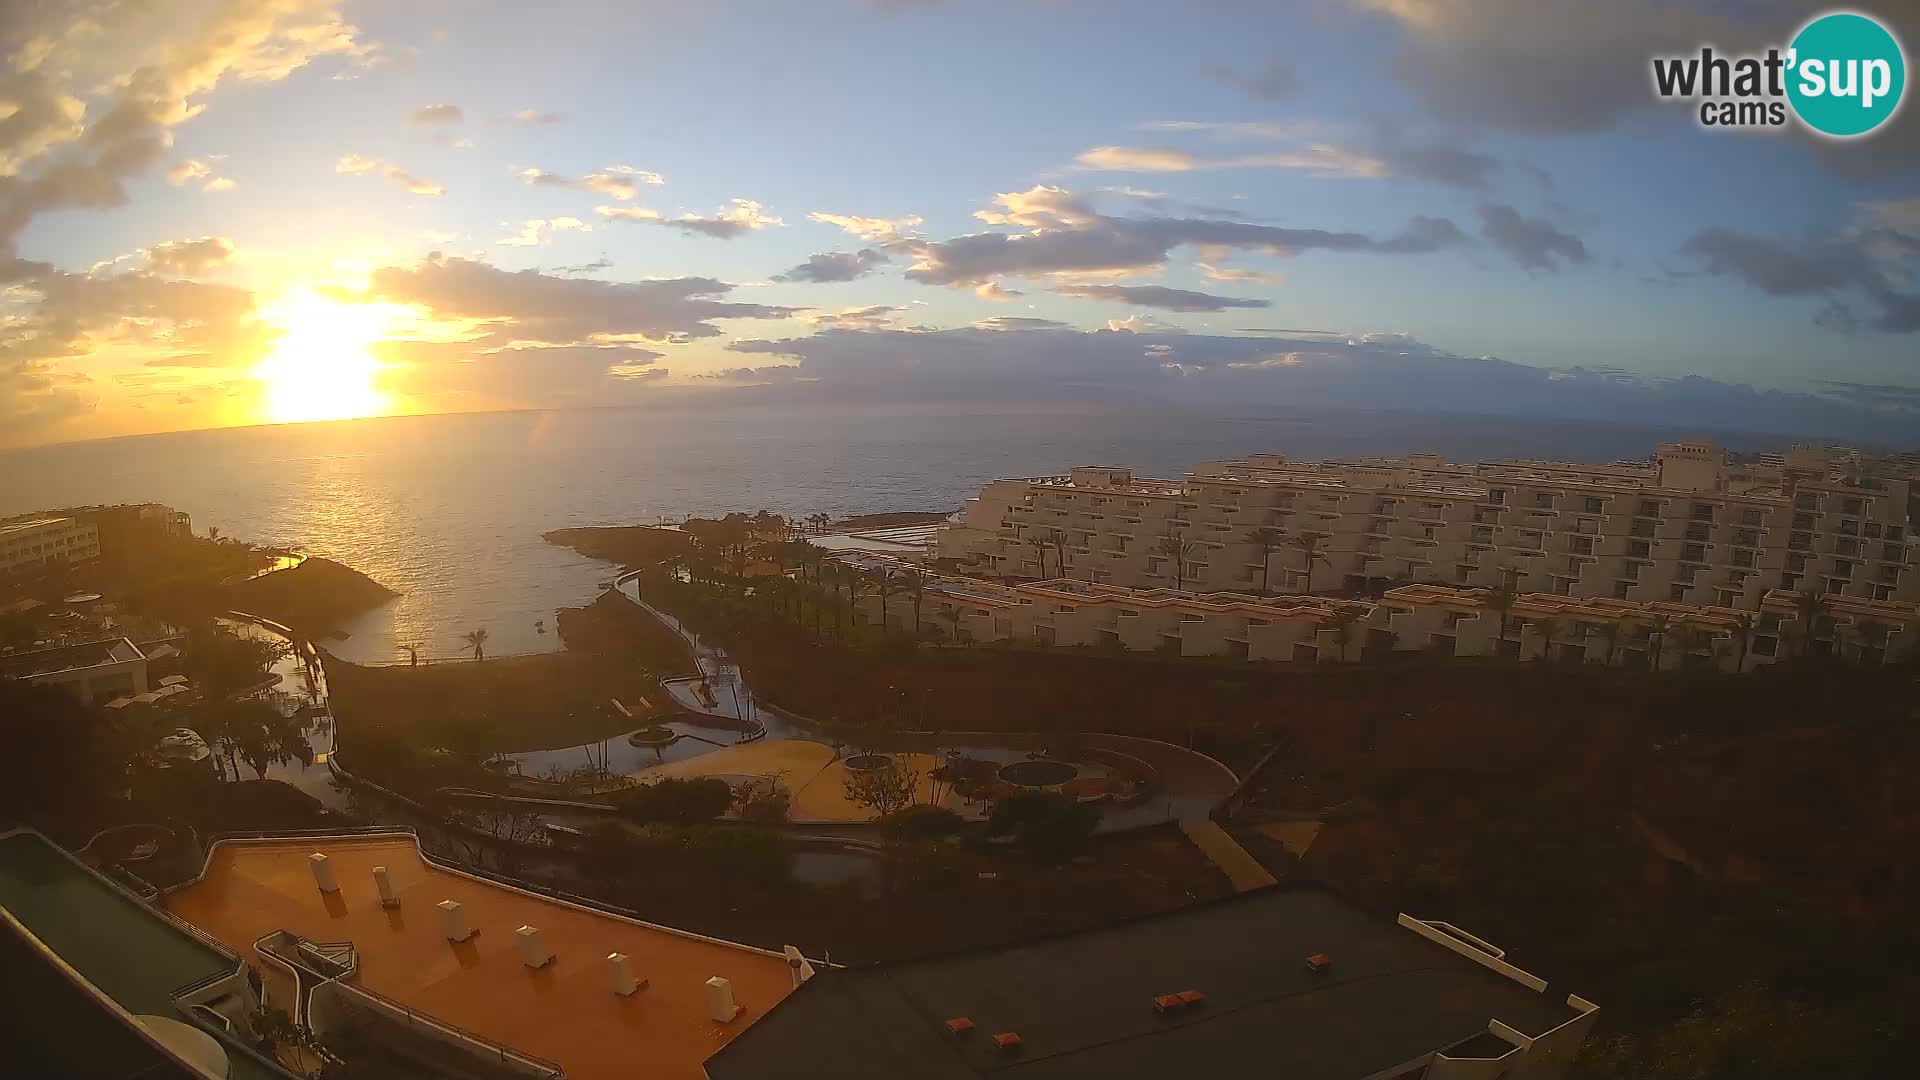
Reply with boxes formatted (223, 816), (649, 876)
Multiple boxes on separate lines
(0, 637), (149, 704)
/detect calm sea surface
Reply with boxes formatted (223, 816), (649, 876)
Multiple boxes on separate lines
(0, 403), (1778, 662)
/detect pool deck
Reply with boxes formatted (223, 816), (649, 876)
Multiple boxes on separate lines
(166, 834), (797, 1080)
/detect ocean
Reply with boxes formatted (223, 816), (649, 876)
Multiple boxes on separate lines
(0, 403), (1784, 662)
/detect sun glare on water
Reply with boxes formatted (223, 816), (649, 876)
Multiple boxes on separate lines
(253, 288), (393, 424)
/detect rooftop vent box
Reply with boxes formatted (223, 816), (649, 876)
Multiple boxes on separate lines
(991, 1031), (1024, 1052)
(437, 900), (475, 942)
(308, 853), (338, 894)
(515, 925), (553, 968)
(1307, 953), (1332, 974)
(706, 976), (744, 1023)
(1177, 989), (1207, 1006)
(944, 1017), (975, 1038)
(1152, 994), (1185, 1014)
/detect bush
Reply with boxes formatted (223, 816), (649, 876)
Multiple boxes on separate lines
(733, 780), (792, 824)
(987, 791), (1100, 860)
(615, 777), (734, 824)
(881, 804), (964, 841)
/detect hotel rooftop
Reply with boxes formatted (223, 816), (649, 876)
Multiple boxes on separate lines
(164, 832), (799, 1080)
(709, 885), (1597, 1080)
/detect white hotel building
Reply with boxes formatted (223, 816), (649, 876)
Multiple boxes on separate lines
(935, 441), (1919, 610)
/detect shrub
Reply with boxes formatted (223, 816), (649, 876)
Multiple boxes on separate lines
(987, 791), (1100, 860)
(616, 777), (733, 824)
(881, 804), (964, 841)
(733, 780), (793, 824)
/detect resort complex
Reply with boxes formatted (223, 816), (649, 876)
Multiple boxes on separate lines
(936, 441), (1918, 607)
(914, 441), (1920, 669)
(2, 827), (1597, 1080)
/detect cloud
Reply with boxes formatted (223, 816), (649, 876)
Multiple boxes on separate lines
(516, 164), (662, 200)
(1478, 204), (1586, 270)
(773, 249), (888, 283)
(1054, 284), (1271, 312)
(1075, 144), (1386, 177)
(1206, 59), (1298, 99)
(165, 158), (239, 192)
(808, 212), (923, 242)
(505, 108), (561, 125)
(144, 236), (235, 276)
(974, 317), (1072, 332)
(0, 0), (377, 280)
(901, 186), (1465, 286)
(337, 154), (444, 195)
(202, 176), (237, 192)
(497, 217), (589, 247)
(719, 321), (1920, 439)
(362, 253), (799, 345)
(1679, 226), (1920, 334)
(975, 281), (1023, 301)
(1371, 121), (1500, 190)
(596, 199), (782, 239)
(410, 103), (463, 125)
(803, 305), (903, 329)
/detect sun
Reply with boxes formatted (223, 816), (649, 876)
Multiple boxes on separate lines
(253, 288), (393, 424)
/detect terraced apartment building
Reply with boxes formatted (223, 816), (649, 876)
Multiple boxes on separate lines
(936, 441), (1918, 610)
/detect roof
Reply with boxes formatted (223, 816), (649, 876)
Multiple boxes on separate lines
(165, 834), (797, 1080)
(0, 636), (146, 679)
(706, 885), (1580, 1080)
(0, 831), (292, 1080)
(0, 515), (74, 537)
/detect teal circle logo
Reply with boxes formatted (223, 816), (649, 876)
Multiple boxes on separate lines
(1787, 11), (1906, 138)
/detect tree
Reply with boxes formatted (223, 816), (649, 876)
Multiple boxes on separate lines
(1326, 607), (1362, 662)
(1646, 613), (1673, 671)
(1667, 621), (1699, 670)
(399, 643), (420, 667)
(987, 791), (1100, 859)
(0, 684), (127, 825)
(872, 567), (896, 629)
(188, 628), (288, 697)
(1791, 588), (1830, 658)
(1243, 526), (1284, 594)
(1286, 532), (1327, 593)
(1486, 567), (1520, 644)
(1026, 532), (1050, 579)
(1597, 620), (1625, 666)
(900, 569), (926, 637)
(1535, 617), (1566, 662)
(1157, 533), (1197, 592)
(618, 776), (733, 824)
(204, 699), (312, 780)
(461, 627), (489, 662)
(1728, 611), (1756, 673)
(843, 760), (921, 819)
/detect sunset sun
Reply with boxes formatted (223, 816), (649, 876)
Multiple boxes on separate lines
(253, 288), (393, 424)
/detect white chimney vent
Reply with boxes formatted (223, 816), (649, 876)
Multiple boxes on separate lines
(783, 945), (816, 987)
(308, 853), (338, 893)
(438, 899), (475, 942)
(372, 866), (398, 908)
(607, 952), (644, 996)
(705, 976), (742, 1022)
(515, 925), (553, 968)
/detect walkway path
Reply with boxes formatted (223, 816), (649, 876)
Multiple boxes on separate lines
(1177, 816), (1277, 892)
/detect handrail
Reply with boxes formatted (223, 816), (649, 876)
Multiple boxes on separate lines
(329, 979), (564, 1078)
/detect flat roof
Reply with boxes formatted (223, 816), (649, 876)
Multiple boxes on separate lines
(166, 835), (797, 1080)
(0, 636), (145, 679)
(0, 831), (233, 1017)
(0, 516), (74, 536)
(707, 885), (1580, 1080)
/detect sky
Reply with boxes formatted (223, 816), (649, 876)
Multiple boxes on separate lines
(3, 0), (1919, 449)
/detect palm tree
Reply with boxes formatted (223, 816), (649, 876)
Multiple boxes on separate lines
(1025, 532), (1050, 579)
(1791, 587), (1830, 658)
(900, 570), (926, 638)
(1596, 620), (1624, 666)
(1728, 612), (1756, 673)
(1050, 528), (1071, 581)
(1285, 532), (1326, 593)
(399, 643), (420, 668)
(1486, 569), (1519, 645)
(1667, 620), (1698, 670)
(1327, 607), (1362, 661)
(1243, 526), (1284, 595)
(871, 568), (896, 629)
(462, 628), (489, 663)
(1534, 617), (1566, 663)
(845, 571), (873, 628)
(207, 526), (221, 543)
(808, 512), (832, 534)
(1156, 533), (1197, 592)
(1645, 613), (1671, 671)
